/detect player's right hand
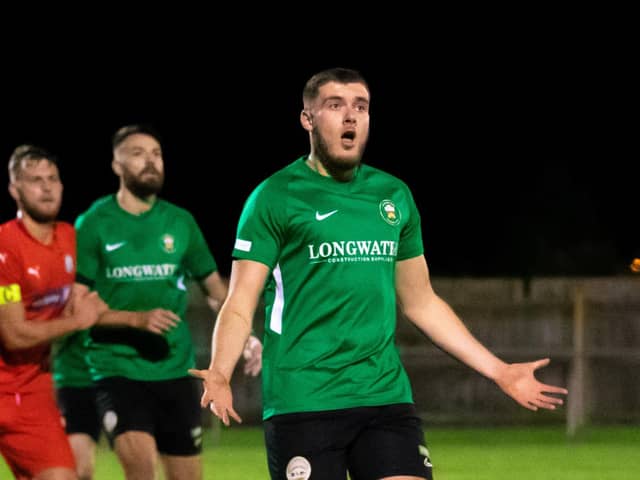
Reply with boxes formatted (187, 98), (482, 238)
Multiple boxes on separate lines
(188, 367), (242, 426)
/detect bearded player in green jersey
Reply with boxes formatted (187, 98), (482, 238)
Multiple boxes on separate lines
(190, 68), (568, 480)
(55, 125), (262, 480)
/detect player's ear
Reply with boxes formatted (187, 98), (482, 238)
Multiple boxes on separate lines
(111, 157), (122, 176)
(300, 110), (313, 132)
(8, 182), (18, 202)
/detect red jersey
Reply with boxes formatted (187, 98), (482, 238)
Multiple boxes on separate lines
(0, 219), (75, 393)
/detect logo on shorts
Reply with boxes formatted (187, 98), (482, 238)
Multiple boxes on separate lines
(419, 444), (432, 468)
(286, 456), (311, 480)
(191, 426), (202, 448)
(103, 410), (118, 433)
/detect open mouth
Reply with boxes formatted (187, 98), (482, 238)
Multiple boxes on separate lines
(341, 131), (356, 141)
(341, 131), (357, 148)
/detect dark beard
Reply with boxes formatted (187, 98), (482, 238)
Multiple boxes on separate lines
(312, 128), (367, 174)
(122, 166), (164, 199)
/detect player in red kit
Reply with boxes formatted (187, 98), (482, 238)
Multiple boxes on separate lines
(0, 145), (105, 480)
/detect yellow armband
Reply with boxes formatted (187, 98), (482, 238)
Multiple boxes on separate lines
(0, 284), (22, 304)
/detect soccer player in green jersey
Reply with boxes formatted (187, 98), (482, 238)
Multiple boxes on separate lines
(59, 125), (262, 480)
(190, 68), (568, 480)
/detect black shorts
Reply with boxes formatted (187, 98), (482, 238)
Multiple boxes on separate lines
(95, 376), (203, 456)
(263, 403), (433, 480)
(56, 385), (102, 442)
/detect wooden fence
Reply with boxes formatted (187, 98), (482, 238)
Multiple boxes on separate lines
(187, 276), (640, 433)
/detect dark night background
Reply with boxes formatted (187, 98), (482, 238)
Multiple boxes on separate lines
(1, 34), (636, 279)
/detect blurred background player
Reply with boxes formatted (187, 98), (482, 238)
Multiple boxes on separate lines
(70, 125), (261, 480)
(0, 145), (104, 480)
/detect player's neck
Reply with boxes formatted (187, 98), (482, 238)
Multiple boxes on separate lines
(19, 213), (55, 245)
(116, 188), (156, 215)
(306, 154), (357, 183)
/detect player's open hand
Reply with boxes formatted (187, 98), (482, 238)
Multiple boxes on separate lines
(188, 367), (242, 426)
(495, 358), (568, 411)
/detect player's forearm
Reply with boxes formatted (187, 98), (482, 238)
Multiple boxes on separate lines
(209, 306), (253, 382)
(409, 295), (507, 381)
(97, 309), (143, 328)
(4, 315), (85, 350)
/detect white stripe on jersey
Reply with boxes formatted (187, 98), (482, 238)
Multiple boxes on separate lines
(270, 264), (284, 334)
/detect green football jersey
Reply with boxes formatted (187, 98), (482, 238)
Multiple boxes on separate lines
(52, 330), (92, 388)
(74, 195), (217, 381)
(233, 157), (424, 419)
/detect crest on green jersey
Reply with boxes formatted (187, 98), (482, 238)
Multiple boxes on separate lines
(379, 199), (401, 226)
(161, 233), (176, 253)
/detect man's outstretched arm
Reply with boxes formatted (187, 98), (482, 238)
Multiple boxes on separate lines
(395, 255), (568, 411)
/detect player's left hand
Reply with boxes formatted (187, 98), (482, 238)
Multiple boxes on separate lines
(495, 358), (569, 411)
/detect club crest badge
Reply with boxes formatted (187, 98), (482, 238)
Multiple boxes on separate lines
(161, 234), (176, 253)
(379, 199), (401, 226)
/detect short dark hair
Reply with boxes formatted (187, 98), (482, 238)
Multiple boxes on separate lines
(8, 144), (57, 182)
(302, 68), (370, 106)
(112, 124), (162, 151)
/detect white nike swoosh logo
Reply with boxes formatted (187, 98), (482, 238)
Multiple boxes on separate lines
(105, 242), (126, 252)
(315, 210), (338, 221)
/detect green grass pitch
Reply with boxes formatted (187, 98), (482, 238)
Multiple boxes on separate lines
(2, 425), (638, 479)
